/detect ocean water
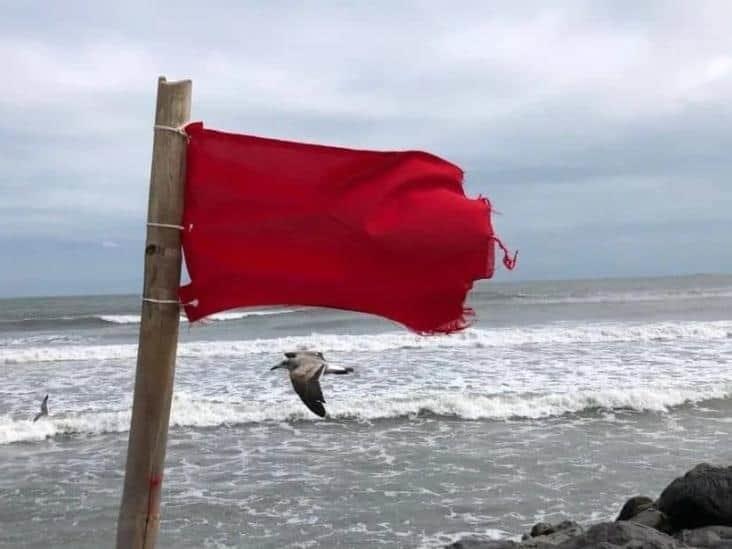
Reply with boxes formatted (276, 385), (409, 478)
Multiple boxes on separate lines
(0, 274), (731, 548)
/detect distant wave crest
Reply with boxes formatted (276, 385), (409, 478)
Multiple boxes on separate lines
(1, 386), (730, 445)
(0, 307), (302, 330)
(503, 288), (732, 305)
(99, 309), (302, 324)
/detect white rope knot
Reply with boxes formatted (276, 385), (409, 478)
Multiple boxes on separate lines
(153, 124), (188, 138)
(142, 298), (199, 307)
(147, 222), (184, 230)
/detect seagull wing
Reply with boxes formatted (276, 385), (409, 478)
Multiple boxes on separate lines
(289, 359), (327, 417)
(41, 395), (48, 415)
(324, 364), (354, 375)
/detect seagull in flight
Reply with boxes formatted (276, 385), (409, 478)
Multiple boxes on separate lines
(271, 351), (353, 417)
(33, 394), (48, 422)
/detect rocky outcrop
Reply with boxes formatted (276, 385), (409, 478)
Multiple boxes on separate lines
(448, 521), (682, 548)
(630, 508), (672, 533)
(447, 463), (732, 549)
(561, 521), (684, 548)
(676, 525), (732, 548)
(529, 522), (555, 538)
(448, 521), (583, 548)
(522, 520), (583, 544)
(657, 463), (732, 530)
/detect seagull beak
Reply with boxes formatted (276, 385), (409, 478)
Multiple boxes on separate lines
(270, 362), (284, 371)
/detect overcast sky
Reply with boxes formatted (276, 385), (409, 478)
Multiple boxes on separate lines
(1, 1), (731, 297)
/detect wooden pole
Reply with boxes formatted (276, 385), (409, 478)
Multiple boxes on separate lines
(117, 76), (191, 549)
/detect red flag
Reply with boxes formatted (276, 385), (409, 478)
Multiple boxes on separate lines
(178, 122), (515, 334)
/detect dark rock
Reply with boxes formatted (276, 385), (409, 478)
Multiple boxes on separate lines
(448, 521), (583, 548)
(530, 522), (555, 537)
(525, 520), (579, 539)
(523, 521), (583, 547)
(617, 496), (655, 521)
(676, 525), (732, 548)
(558, 521), (685, 548)
(657, 463), (732, 530)
(630, 509), (673, 534)
(541, 521), (583, 545)
(554, 520), (580, 532)
(445, 538), (522, 549)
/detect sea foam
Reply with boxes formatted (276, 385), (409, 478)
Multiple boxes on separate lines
(2, 320), (730, 365)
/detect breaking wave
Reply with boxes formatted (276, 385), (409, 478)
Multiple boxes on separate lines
(3, 320), (730, 365)
(2, 386), (730, 445)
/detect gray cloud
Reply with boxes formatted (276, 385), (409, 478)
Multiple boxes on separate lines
(1, 1), (731, 295)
